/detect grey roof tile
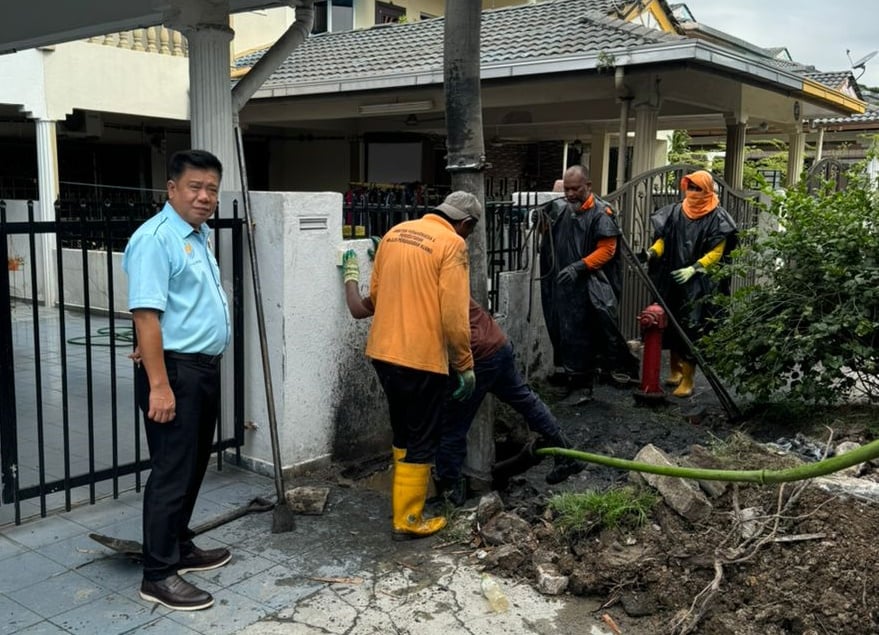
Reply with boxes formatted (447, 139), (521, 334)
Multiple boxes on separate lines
(236, 0), (684, 89)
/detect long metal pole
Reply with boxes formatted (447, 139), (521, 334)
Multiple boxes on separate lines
(234, 126), (295, 532)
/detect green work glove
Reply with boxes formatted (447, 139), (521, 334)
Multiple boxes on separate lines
(452, 369), (476, 401)
(672, 265), (696, 284)
(342, 249), (360, 284)
(367, 236), (381, 261)
(556, 260), (587, 284)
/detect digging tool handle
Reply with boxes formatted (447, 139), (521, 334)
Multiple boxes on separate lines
(191, 496), (274, 535)
(234, 126), (287, 503)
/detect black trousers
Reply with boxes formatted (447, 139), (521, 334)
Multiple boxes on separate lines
(372, 360), (449, 464)
(137, 354), (220, 581)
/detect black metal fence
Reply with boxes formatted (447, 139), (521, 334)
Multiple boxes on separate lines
(1, 197), (246, 525)
(341, 199), (531, 312)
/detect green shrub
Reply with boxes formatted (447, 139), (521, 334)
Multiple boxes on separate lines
(703, 153), (879, 404)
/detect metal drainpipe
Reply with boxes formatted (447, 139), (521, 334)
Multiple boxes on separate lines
(815, 126), (825, 162)
(614, 66), (632, 191)
(231, 1), (315, 113)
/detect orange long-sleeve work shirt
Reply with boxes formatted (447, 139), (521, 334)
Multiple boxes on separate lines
(366, 214), (474, 375)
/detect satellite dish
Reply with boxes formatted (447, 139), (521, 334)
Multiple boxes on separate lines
(852, 50), (878, 69)
(846, 49), (878, 79)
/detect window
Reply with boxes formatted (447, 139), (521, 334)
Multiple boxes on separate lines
(375, 2), (405, 24)
(312, 0), (354, 34)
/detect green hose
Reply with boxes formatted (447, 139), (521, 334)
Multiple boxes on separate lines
(536, 440), (879, 484)
(67, 326), (135, 347)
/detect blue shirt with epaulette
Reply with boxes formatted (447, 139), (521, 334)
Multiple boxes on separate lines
(122, 202), (230, 356)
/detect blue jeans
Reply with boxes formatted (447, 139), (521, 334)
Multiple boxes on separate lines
(435, 342), (560, 481)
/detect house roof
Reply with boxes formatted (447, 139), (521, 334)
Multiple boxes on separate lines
(237, 0), (864, 116)
(236, 1), (685, 89)
(763, 46), (791, 60)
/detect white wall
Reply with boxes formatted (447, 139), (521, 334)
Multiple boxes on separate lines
(231, 7), (294, 56)
(0, 41), (189, 121)
(231, 191), (390, 477)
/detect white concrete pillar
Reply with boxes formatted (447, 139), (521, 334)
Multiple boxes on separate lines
(185, 23), (239, 190)
(590, 130), (611, 195)
(631, 103), (659, 179)
(35, 119), (59, 307)
(724, 118), (747, 190)
(787, 129), (806, 187)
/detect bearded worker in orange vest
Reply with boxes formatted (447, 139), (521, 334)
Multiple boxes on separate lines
(539, 165), (640, 406)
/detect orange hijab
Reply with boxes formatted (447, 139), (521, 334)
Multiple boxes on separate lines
(680, 171), (719, 219)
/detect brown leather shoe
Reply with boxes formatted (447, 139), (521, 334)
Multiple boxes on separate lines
(177, 546), (232, 574)
(140, 574), (214, 611)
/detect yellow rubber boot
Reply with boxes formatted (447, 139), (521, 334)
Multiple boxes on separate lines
(665, 351), (683, 387)
(392, 461), (447, 541)
(672, 360), (695, 397)
(392, 447), (406, 465)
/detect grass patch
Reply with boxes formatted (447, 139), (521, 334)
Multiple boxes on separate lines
(548, 486), (658, 536)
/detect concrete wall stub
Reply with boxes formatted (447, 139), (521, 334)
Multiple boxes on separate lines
(228, 191), (390, 480)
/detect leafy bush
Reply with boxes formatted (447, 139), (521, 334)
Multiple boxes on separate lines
(703, 155), (879, 404)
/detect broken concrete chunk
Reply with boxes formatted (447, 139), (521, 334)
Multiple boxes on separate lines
(536, 563), (568, 595)
(681, 445), (729, 499)
(483, 544), (526, 572)
(285, 486), (330, 515)
(633, 444), (712, 522)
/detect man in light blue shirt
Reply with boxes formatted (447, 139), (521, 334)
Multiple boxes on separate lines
(123, 149), (230, 611)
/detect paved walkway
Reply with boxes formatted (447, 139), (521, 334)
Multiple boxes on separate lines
(0, 462), (616, 635)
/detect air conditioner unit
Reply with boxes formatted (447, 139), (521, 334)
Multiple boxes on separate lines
(62, 110), (103, 138)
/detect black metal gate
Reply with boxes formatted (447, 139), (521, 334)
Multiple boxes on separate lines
(0, 197), (246, 525)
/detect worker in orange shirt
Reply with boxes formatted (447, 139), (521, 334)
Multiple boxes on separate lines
(365, 191), (480, 540)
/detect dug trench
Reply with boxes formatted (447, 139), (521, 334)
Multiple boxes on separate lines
(454, 370), (879, 635)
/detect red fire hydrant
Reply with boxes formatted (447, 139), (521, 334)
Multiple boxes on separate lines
(635, 303), (667, 403)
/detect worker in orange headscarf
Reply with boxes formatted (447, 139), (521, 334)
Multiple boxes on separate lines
(645, 170), (738, 397)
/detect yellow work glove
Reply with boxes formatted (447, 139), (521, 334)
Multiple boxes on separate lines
(342, 249), (360, 284)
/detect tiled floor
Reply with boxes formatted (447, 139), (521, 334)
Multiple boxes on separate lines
(0, 464), (283, 635)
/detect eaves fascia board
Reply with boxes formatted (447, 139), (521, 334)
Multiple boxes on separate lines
(248, 41), (836, 105)
(801, 79), (867, 114)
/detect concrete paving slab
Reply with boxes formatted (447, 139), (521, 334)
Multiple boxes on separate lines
(0, 595), (42, 634)
(48, 592), (160, 634)
(5, 570), (108, 619)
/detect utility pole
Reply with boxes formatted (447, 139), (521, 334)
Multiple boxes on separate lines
(443, 0), (492, 490)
